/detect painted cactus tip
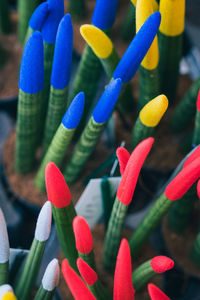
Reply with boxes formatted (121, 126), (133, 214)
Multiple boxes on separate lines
(42, 258), (60, 291)
(92, 78), (122, 124)
(35, 201), (52, 242)
(62, 92), (85, 129)
(116, 147), (130, 175)
(196, 90), (200, 111)
(148, 283), (170, 300)
(197, 179), (200, 199)
(183, 145), (200, 169)
(45, 162), (71, 208)
(29, 2), (49, 31)
(117, 138), (154, 205)
(1, 292), (17, 300)
(0, 209), (9, 263)
(92, 0), (118, 30)
(0, 285), (13, 299)
(73, 216), (93, 254)
(151, 256), (174, 273)
(77, 258), (97, 285)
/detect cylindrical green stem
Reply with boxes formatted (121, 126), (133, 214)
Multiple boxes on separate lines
(15, 89), (42, 173)
(101, 176), (115, 229)
(103, 198), (128, 271)
(68, 0), (85, 20)
(43, 86), (68, 153)
(0, 261), (9, 285)
(33, 286), (54, 300)
(101, 48), (120, 79)
(138, 66), (160, 110)
(0, 0), (11, 34)
(168, 186), (196, 234)
(120, 3), (136, 41)
(193, 110), (200, 146)
(129, 193), (172, 257)
(52, 203), (78, 271)
(63, 117), (105, 184)
(17, 0), (40, 44)
(89, 280), (112, 300)
(158, 32), (183, 101)
(131, 118), (154, 149)
(15, 238), (46, 300)
(78, 251), (96, 271)
(24, 27), (34, 47)
(190, 233), (200, 267)
(35, 124), (75, 192)
(132, 260), (155, 291)
(170, 78), (200, 132)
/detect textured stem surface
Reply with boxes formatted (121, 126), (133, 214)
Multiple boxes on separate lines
(0, 261), (9, 285)
(33, 286), (54, 300)
(78, 251), (96, 271)
(193, 110), (200, 146)
(120, 3), (136, 41)
(131, 118), (154, 149)
(132, 260), (154, 291)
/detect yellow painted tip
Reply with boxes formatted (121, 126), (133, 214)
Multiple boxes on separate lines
(139, 94), (168, 127)
(159, 0), (185, 36)
(2, 292), (17, 300)
(136, 0), (159, 69)
(80, 25), (113, 59)
(131, 0), (158, 12)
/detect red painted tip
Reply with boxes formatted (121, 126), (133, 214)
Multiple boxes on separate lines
(165, 157), (200, 201)
(148, 283), (170, 300)
(45, 162), (71, 208)
(116, 147), (130, 175)
(114, 239), (135, 300)
(73, 216), (93, 254)
(62, 259), (96, 300)
(183, 145), (200, 169)
(117, 138), (154, 205)
(151, 256), (174, 273)
(197, 180), (200, 199)
(77, 258), (97, 285)
(196, 90), (200, 111)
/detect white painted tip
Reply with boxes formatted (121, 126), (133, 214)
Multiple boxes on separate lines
(0, 285), (13, 298)
(35, 201), (52, 242)
(0, 209), (10, 263)
(42, 259), (60, 291)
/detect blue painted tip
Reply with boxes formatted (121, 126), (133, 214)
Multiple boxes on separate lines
(19, 31), (44, 94)
(51, 14), (73, 89)
(29, 3), (49, 31)
(62, 92), (85, 129)
(92, 0), (118, 30)
(113, 11), (161, 83)
(42, 0), (64, 43)
(92, 78), (122, 124)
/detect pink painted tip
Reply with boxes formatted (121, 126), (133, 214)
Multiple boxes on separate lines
(165, 157), (200, 201)
(77, 258), (97, 285)
(114, 239), (135, 300)
(116, 147), (130, 175)
(117, 138), (154, 205)
(73, 216), (93, 254)
(151, 256), (174, 273)
(197, 180), (200, 199)
(62, 259), (96, 300)
(183, 145), (200, 169)
(45, 162), (71, 208)
(148, 283), (170, 300)
(196, 90), (200, 111)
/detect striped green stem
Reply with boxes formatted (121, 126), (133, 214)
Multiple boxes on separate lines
(190, 233), (200, 267)
(43, 86), (68, 153)
(132, 260), (155, 291)
(88, 280), (112, 300)
(15, 238), (46, 300)
(101, 176), (115, 229)
(68, 0), (85, 20)
(168, 186), (197, 234)
(170, 78), (200, 132)
(138, 66), (160, 110)
(63, 117), (105, 184)
(78, 251), (96, 271)
(15, 89), (42, 173)
(0, 262), (9, 285)
(193, 110), (200, 146)
(131, 118), (154, 149)
(33, 286), (54, 300)
(129, 193), (172, 257)
(120, 3), (136, 41)
(24, 27), (34, 46)
(158, 32), (182, 101)
(52, 203), (78, 271)
(35, 124), (75, 191)
(0, 0), (11, 34)
(100, 48), (120, 78)
(103, 198), (128, 271)
(17, 0), (39, 44)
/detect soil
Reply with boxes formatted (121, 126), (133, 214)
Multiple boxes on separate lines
(58, 224), (163, 300)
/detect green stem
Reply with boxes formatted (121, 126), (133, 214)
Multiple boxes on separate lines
(131, 118), (154, 150)
(15, 238), (46, 300)
(89, 280), (112, 300)
(52, 203), (78, 272)
(0, 0), (11, 34)
(129, 193), (172, 257)
(33, 286), (54, 300)
(15, 89), (42, 173)
(103, 198), (128, 271)
(120, 3), (136, 42)
(24, 27), (34, 47)
(132, 260), (155, 291)
(101, 176), (115, 229)
(101, 48), (120, 78)
(68, 0), (86, 20)
(35, 124), (75, 192)
(190, 233), (200, 267)
(0, 261), (9, 285)
(63, 117), (105, 184)
(78, 251), (96, 271)
(193, 110), (200, 146)
(43, 86), (68, 153)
